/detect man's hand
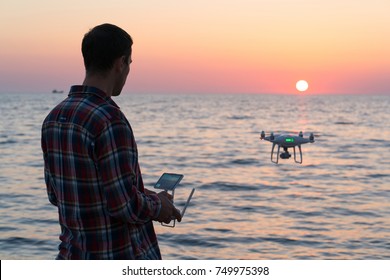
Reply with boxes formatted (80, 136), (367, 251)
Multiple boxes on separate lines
(155, 191), (182, 224)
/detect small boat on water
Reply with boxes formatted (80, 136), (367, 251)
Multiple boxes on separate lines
(52, 89), (64, 94)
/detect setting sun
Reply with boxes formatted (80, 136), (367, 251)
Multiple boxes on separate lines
(296, 80), (309, 92)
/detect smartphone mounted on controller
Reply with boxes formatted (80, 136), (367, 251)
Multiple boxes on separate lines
(154, 173), (183, 200)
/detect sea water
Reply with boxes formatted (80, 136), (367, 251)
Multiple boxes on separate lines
(0, 92), (389, 259)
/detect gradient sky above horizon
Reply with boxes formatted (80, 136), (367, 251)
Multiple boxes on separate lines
(0, 0), (389, 95)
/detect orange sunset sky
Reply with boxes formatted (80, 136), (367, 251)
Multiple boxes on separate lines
(0, 0), (389, 95)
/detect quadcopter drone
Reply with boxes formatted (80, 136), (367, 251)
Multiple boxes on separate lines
(260, 131), (315, 164)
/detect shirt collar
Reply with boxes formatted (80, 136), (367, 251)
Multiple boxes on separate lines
(68, 85), (120, 108)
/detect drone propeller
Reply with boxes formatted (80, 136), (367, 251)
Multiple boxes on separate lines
(299, 132), (321, 138)
(260, 130), (275, 140)
(261, 130), (320, 138)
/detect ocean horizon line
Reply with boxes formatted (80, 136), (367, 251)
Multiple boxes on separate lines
(0, 91), (389, 96)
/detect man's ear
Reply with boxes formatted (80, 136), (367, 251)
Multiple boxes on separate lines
(113, 56), (126, 72)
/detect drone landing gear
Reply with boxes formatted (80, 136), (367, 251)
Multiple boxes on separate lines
(271, 144), (303, 164)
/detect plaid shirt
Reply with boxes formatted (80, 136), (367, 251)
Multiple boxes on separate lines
(41, 86), (162, 259)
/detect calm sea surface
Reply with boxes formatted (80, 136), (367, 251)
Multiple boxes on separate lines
(0, 92), (389, 259)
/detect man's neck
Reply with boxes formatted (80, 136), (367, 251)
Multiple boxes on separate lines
(82, 74), (114, 97)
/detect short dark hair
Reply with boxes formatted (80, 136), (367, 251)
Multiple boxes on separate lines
(82, 23), (133, 74)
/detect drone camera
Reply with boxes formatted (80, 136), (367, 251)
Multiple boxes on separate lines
(280, 151), (291, 159)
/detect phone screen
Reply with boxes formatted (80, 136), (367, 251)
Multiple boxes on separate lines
(154, 173), (184, 191)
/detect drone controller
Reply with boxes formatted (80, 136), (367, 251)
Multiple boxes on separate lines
(154, 173), (195, 228)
